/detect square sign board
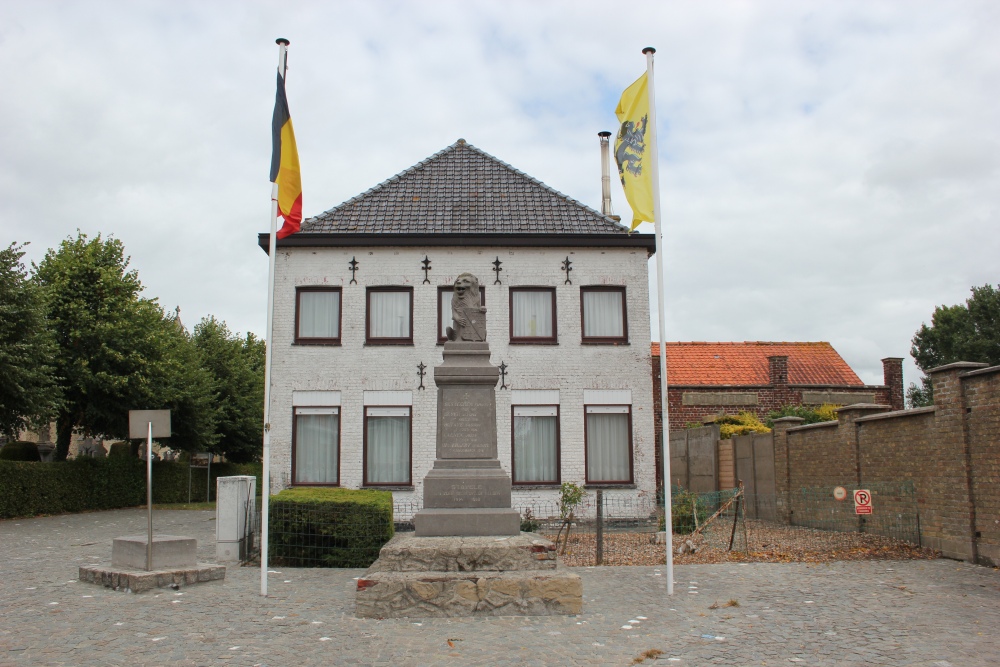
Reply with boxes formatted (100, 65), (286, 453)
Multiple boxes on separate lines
(128, 410), (172, 439)
(853, 489), (873, 515)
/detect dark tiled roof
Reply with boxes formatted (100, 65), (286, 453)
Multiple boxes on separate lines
(302, 139), (630, 235)
(651, 342), (865, 387)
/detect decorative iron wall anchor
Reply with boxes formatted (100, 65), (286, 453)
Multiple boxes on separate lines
(421, 256), (432, 284)
(492, 256), (503, 285)
(349, 257), (359, 284)
(561, 256), (573, 284)
(498, 361), (508, 390)
(417, 362), (427, 390)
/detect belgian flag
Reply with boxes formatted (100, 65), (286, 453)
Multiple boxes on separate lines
(270, 67), (302, 238)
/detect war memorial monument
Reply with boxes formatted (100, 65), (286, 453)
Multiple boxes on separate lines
(355, 273), (583, 617)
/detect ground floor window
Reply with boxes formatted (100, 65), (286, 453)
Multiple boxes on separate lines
(293, 407), (340, 485)
(512, 405), (559, 484)
(585, 405), (633, 484)
(364, 406), (411, 485)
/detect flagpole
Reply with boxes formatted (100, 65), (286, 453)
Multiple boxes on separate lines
(260, 37), (289, 598)
(643, 46), (674, 596)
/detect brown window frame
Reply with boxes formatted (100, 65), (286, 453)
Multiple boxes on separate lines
(291, 406), (342, 487)
(580, 286), (629, 345)
(294, 286), (343, 345)
(509, 287), (558, 344)
(365, 286), (414, 345)
(437, 285), (486, 343)
(583, 404), (635, 485)
(510, 404), (561, 485)
(362, 405), (413, 487)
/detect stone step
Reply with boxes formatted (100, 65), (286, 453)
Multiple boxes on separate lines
(367, 534), (558, 573)
(355, 567), (582, 618)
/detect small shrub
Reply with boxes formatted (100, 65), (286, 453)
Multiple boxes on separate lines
(559, 482), (586, 519)
(0, 441), (40, 461)
(520, 507), (540, 532)
(107, 442), (132, 458)
(268, 487), (394, 568)
(666, 488), (713, 534)
(717, 411), (771, 439)
(764, 403), (841, 428)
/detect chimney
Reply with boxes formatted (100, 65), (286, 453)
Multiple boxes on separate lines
(881, 357), (904, 410)
(768, 355), (789, 386)
(598, 131), (617, 219)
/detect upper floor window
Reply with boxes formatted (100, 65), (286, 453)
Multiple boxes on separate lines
(366, 287), (413, 344)
(292, 406), (340, 485)
(510, 287), (557, 343)
(581, 286), (627, 344)
(438, 285), (486, 343)
(295, 287), (341, 344)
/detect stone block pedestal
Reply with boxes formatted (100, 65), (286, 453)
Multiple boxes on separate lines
(80, 534), (224, 593)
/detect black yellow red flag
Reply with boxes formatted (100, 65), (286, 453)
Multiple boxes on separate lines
(270, 69), (302, 238)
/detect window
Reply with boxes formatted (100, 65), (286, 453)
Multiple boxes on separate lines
(364, 406), (411, 485)
(509, 287), (557, 343)
(295, 287), (341, 344)
(366, 287), (413, 344)
(438, 286), (486, 343)
(581, 286), (628, 344)
(512, 405), (560, 484)
(585, 405), (633, 484)
(292, 407), (340, 485)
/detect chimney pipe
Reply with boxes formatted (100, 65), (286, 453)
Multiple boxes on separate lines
(598, 131), (616, 218)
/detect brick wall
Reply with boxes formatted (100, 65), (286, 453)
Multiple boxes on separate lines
(269, 244), (656, 514)
(963, 367), (1000, 565)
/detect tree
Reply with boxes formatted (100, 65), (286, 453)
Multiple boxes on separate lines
(34, 232), (216, 459)
(193, 317), (264, 463)
(909, 284), (1000, 407)
(0, 243), (61, 439)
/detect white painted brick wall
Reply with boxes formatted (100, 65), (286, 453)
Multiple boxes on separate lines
(269, 244), (655, 518)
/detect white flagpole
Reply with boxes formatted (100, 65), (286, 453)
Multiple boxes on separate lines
(260, 37), (289, 598)
(643, 46), (674, 596)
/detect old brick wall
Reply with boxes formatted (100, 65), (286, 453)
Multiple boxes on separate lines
(964, 367), (1000, 566)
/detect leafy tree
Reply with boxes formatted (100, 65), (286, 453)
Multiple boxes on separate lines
(34, 232), (216, 460)
(0, 243), (62, 439)
(910, 284), (1000, 407)
(193, 317), (264, 463)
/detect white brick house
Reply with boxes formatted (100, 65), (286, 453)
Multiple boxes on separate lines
(258, 140), (658, 517)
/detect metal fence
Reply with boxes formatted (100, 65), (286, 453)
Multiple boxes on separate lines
(790, 480), (920, 545)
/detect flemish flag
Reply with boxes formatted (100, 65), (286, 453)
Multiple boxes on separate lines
(270, 68), (302, 238)
(614, 72), (653, 230)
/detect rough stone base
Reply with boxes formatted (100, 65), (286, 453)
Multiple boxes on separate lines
(355, 533), (581, 618)
(355, 569), (582, 618)
(79, 563), (225, 593)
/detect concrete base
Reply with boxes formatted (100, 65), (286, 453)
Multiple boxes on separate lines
(79, 563), (225, 593)
(355, 533), (582, 618)
(112, 535), (198, 570)
(413, 508), (520, 537)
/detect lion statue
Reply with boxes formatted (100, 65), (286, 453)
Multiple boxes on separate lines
(446, 272), (487, 342)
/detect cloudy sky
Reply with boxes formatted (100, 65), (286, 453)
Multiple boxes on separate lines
(2, 1), (997, 388)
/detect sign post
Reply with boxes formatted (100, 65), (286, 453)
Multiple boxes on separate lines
(853, 489), (873, 515)
(129, 410), (172, 571)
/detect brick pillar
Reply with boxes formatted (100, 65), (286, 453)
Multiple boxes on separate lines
(881, 357), (904, 411)
(927, 361), (988, 561)
(836, 403), (891, 486)
(771, 416), (805, 524)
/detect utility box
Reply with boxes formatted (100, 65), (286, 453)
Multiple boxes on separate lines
(216, 476), (256, 562)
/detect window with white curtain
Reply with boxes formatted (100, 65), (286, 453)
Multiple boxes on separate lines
(293, 407), (340, 485)
(295, 288), (341, 343)
(585, 405), (633, 483)
(512, 405), (559, 484)
(438, 286), (486, 343)
(364, 407), (411, 485)
(581, 287), (627, 343)
(510, 287), (557, 342)
(367, 288), (413, 343)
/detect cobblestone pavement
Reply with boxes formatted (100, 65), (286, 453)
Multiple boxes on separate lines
(1, 509), (998, 666)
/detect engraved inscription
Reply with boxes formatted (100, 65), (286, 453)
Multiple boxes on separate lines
(438, 386), (496, 458)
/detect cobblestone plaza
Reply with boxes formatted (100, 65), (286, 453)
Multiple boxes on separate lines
(1, 509), (997, 666)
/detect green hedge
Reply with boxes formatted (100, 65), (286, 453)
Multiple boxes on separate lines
(0, 459), (263, 519)
(268, 488), (394, 568)
(0, 441), (41, 461)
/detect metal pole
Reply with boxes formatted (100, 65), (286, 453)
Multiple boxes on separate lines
(644, 45), (674, 595)
(146, 421), (153, 571)
(595, 489), (604, 566)
(260, 37), (288, 598)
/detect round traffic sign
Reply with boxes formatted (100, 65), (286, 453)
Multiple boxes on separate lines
(833, 486), (847, 501)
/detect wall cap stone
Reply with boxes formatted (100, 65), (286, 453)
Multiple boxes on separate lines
(926, 361), (989, 374)
(771, 416), (806, 424)
(959, 364), (1000, 379)
(787, 420), (838, 433)
(880, 357), (905, 362)
(854, 406), (936, 423)
(835, 403), (891, 413)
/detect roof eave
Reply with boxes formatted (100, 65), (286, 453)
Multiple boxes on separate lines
(257, 232), (657, 254)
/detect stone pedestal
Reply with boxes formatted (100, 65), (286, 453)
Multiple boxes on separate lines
(80, 535), (225, 593)
(413, 342), (519, 537)
(112, 535), (197, 570)
(355, 534), (582, 618)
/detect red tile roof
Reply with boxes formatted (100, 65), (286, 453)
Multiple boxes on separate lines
(651, 342), (864, 387)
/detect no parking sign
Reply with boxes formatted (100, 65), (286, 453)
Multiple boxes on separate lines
(854, 489), (873, 515)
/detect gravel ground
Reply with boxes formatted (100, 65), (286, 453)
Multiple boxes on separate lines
(545, 520), (938, 567)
